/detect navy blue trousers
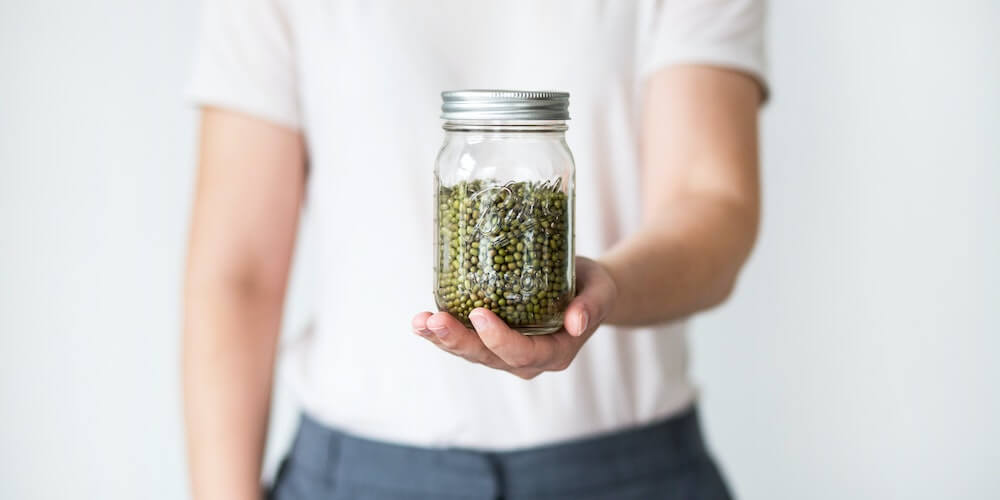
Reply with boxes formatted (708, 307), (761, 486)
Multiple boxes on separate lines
(271, 406), (732, 500)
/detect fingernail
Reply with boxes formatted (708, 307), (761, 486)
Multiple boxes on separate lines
(414, 328), (431, 336)
(429, 325), (449, 338)
(469, 311), (487, 331)
(577, 311), (589, 335)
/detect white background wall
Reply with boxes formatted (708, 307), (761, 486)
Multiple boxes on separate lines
(1, 1), (997, 499)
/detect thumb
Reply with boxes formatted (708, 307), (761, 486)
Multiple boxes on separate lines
(564, 257), (617, 337)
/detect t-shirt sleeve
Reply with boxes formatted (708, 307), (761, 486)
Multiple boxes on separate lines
(186, 0), (301, 130)
(639, 0), (768, 97)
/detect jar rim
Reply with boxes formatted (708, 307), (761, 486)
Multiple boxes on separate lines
(441, 89), (571, 121)
(442, 120), (568, 132)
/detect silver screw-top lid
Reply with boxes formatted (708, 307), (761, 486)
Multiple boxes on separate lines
(441, 89), (570, 121)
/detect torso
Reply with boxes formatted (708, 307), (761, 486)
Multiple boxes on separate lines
(281, 0), (696, 450)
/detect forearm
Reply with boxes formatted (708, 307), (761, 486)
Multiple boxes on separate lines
(182, 281), (283, 500)
(601, 66), (762, 326)
(182, 109), (304, 500)
(600, 192), (758, 326)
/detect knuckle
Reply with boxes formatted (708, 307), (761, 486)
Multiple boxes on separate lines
(481, 336), (507, 353)
(440, 336), (463, 350)
(455, 350), (479, 363)
(549, 358), (572, 372)
(506, 359), (526, 369)
(474, 352), (496, 366)
(506, 354), (534, 369)
(437, 340), (462, 355)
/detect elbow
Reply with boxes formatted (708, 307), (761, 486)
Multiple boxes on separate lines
(703, 220), (758, 309)
(185, 267), (288, 310)
(702, 275), (738, 310)
(702, 255), (752, 310)
(185, 248), (290, 305)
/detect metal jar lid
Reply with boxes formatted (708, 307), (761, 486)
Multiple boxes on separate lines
(441, 89), (570, 121)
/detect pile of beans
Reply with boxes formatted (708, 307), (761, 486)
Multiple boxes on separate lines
(435, 179), (571, 332)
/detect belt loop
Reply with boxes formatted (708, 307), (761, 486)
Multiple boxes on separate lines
(485, 452), (506, 499)
(323, 421), (343, 489)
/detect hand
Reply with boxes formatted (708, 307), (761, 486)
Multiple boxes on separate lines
(411, 256), (618, 379)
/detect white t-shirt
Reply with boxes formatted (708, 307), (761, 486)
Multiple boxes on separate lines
(189, 0), (765, 450)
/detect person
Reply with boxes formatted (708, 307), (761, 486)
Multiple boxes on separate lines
(182, 0), (766, 498)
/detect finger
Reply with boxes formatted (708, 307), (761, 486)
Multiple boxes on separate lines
(411, 312), (434, 337)
(563, 300), (591, 338)
(426, 312), (507, 368)
(412, 312), (450, 351)
(564, 258), (616, 337)
(469, 308), (558, 369)
(509, 367), (543, 380)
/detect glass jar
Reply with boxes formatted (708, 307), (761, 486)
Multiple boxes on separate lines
(433, 90), (575, 335)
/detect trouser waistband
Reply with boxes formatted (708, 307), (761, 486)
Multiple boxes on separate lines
(285, 406), (708, 498)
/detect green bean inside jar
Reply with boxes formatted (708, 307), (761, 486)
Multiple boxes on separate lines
(435, 180), (572, 333)
(434, 90), (576, 335)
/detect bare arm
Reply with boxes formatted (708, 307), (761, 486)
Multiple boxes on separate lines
(183, 109), (305, 499)
(601, 65), (762, 325)
(411, 65), (761, 378)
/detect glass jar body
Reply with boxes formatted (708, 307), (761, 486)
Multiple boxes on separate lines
(433, 121), (575, 335)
